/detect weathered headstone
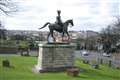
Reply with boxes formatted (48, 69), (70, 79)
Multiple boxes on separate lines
(100, 58), (103, 64)
(66, 68), (79, 77)
(91, 60), (99, 69)
(91, 64), (99, 69)
(2, 59), (10, 67)
(83, 60), (89, 64)
(108, 60), (112, 67)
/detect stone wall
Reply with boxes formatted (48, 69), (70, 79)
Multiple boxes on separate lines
(35, 43), (76, 72)
(0, 47), (18, 54)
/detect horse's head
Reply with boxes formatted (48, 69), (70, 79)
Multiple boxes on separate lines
(66, 19), (74, 26)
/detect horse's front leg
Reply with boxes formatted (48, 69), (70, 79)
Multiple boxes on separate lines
(52, 35), (56, 42)
(62, 32), (64, 41)
(66, 32), (70, 41)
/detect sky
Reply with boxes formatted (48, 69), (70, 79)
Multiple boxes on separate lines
(0, 0), (120, 32)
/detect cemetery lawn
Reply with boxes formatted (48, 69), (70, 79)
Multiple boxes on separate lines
(0, 55), (120, 80)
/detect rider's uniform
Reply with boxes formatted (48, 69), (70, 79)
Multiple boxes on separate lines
(55, 10), (63, 27)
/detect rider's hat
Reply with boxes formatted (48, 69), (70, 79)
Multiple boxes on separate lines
(57, 10), (61, 14)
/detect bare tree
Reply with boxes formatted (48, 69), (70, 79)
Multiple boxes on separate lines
(0, 0), (18, 40)
(100, 17), (120, 53)
(0, 0), (17, 15)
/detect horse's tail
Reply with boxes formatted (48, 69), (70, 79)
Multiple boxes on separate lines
(39, 22), (50, 29)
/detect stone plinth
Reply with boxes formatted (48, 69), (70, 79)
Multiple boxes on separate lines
(34, 43), (76, 72)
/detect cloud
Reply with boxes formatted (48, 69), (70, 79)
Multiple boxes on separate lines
(2, 0), (120, 31)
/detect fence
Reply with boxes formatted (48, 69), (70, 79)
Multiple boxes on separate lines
(78, 54), (120, 68)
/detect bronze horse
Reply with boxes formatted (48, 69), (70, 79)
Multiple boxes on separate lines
(39, 19), (74, 42)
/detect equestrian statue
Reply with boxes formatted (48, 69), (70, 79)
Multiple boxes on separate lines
(39, 10), (74, 43)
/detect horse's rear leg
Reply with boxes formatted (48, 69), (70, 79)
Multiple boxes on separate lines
(66, 32), (70, 41)
(49, 31), (56, 42)
(51, 33), (55, 42)
(47, 33), (50, 42)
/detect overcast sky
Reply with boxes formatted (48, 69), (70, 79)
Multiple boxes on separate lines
(0, 0), (120, 32)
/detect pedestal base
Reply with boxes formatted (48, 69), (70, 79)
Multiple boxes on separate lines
(33, 65), (76, 73)
(33, 43), (76, 73)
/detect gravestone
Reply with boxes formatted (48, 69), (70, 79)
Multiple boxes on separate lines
(91, 64), (99, 69)
(83, 60), (89, 64)
(66, 68), (79, 77)
(108, 60), (112, 67)
(2, 59), (10, 67)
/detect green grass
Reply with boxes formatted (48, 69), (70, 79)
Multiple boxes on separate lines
(0, 55), (120, 80)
